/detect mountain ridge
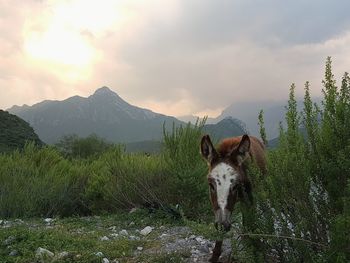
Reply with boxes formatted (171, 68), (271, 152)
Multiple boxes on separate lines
(8, 87), (183, 144)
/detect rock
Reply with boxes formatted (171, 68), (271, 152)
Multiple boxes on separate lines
(195, 237), (204, 243)
(109, 226), (117, 232)
(36, 247), (54, 258)
(102, 258), (110, 263)
(137, 246), (143, 251)
(129, 207), (138, 214)
(159, 233), (168, 239)
(199, 244), (210, 253)
(3, 236), (16, 245)
(129, 221), (135, 226)
(129, 235), (140, 241)
(110, 233), (119, 238)
(9, 250), (18, 256)
(140, 226), (153, 236)
(100, 236), (110, 241)
(95, 252), (104, 257)
(44, 218), (54, 224)
(57, 251), (69, 259)
(119, 229), (128, 236)
(0, 220), (3, 225)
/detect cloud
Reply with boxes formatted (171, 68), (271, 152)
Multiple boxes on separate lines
(1, 0), (350, 117)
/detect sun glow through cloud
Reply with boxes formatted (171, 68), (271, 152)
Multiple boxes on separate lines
(22, 0), (126, 82)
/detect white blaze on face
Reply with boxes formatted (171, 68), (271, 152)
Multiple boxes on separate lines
(210, 162), (239, 211)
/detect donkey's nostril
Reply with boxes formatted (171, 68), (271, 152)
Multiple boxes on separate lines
(222, 222), (231, 232)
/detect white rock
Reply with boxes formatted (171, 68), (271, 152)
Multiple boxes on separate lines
(57, 251), (69, 259)
(102, 258), (110, 263)
(95, 252), (104, 257)
(9, 250), (18, 256)
(119, 229), (128, 236)
(44, 218), (54, 223)
(195, 237), (204, 243)
(36, 247), (54, 258)
(100, 236), (110, 241)
(189, 235), (196, 239)
(140, 226), (153, 236)
(137, 246), (143, 251)
(129, 207), (138, 213)
(109, 226), (117, 232)
(129, 221), (135, 226)
(0, 220), (3, 224)
(110, 233), (119, 238)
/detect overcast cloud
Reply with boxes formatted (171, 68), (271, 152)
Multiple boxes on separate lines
(1, 0), (350, 117)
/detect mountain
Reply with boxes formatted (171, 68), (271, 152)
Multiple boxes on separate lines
(215, 99), (321, 139)
(0, 110), (42, 152)
(125, 117), (247, 153)
(8, 87), (184, 144)
(176, 115), (217, 124)
(203, 117), (247, 142)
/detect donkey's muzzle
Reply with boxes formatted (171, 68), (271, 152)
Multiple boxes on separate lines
(214, 208), (232, 232)
(214, 221), (231, 232)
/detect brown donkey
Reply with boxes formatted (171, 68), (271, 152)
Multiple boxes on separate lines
(200, 134), (266, 262)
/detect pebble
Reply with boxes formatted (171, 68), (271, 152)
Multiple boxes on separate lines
(3, 236), (16, 246)
(57, 251), (69, 259)
(9, 250), (18, 256)
(36, 247), (54, 258)
(100, 236), (110, 241)
(119, 229), (128, 236)
(137, 246), (143, 251)
(140, 226), (153, 236)
(109, 226), (117, 232)
(95, 252), (104, 257)
(102, 258), (110, 263)
(44, 218), (54, 224)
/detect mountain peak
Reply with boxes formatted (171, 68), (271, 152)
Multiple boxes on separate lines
(93, 86), (116, 96)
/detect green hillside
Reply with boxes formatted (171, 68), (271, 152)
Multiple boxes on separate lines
(0, 110), (42, 153)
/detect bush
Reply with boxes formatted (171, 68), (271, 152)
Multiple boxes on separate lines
(236, 57), (350, 262)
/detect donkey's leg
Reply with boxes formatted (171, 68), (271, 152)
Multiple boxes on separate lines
(209, 240), (223, 262)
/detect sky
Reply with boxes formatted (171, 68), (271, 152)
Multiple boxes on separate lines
(1, 0), (350, 117)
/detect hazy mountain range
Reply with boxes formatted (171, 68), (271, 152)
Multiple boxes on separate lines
(6, 86), (311, 146)
(7, 87), (246, 145)
(8, 87), (183, 144)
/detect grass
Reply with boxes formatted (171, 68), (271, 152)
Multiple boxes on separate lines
(0, 209), (195, 263)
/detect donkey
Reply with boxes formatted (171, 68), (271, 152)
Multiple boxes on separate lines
(200, 134), (266, 262)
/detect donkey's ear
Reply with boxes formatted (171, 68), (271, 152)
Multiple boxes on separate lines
(200, 135), (218, 164)
(235, 135), (250, 165)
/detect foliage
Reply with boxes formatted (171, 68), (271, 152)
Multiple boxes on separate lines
(236, 57), (350, 262)
(162, 119), (210, 219)
(0, 110), (42, 153)
(55, 134), (113, 159)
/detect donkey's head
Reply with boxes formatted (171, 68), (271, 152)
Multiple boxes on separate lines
(200, 134), (251, 232)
